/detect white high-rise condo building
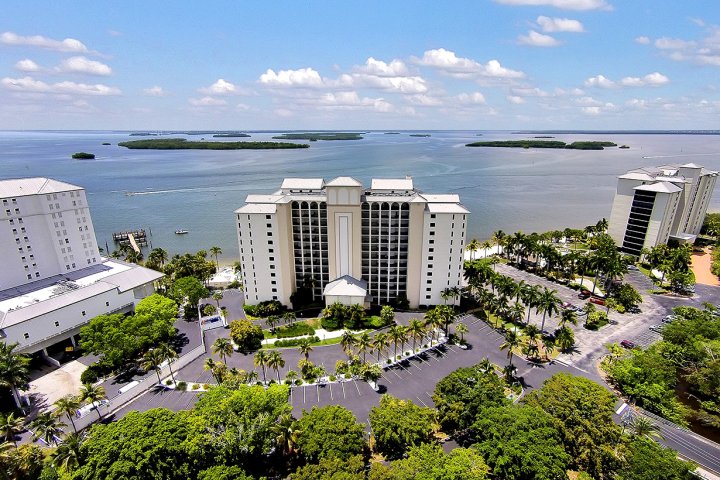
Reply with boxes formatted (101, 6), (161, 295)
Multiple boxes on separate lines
(235, 177), (469, 309)
(608, 163), (718, 256)
(0, 178), (163, 356)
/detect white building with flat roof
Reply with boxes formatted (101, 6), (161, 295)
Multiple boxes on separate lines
(608, 163), (718, 256)
(235, 177), (469, 309)
(0, 178), (164, 355)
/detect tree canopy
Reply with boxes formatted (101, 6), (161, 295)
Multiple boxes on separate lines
(295, 405), (366, 462)
(369, 395), (437, 460)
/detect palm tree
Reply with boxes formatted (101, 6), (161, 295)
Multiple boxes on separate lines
(355, 332), (373, 363)
(500, 330), (521, 368)
(0, 342), (30, 409)
(80, 383), (107, 421)
(140, 348), (165, 385)
(0, 412), (24, 446)
(52, 432), (83, 472)
(340, 331), (356, 356)
(297, 339), (313, 361)
(407, 318), (425, 352)
(537, 287), (561, 332)
(559, 309), (578, 328)
(30, 412), (65, 446)
(285, 370), (298, 385)
(273, 413), (300, 457)
(54, 395), (81, 434)
(267, 350), (286, 382)
(492, 230), (506, 260)
(209, 246), (222, 272)
(373, 333), (390, 363)
(158, 343), (178, 384)
(629, 416), (663, 440)
(524, 324), (541, 348)
(204, 358), (221, 383)
(466, 238), (481, 260)
(266, 315), (279, 334)
(554, 326), (575, 352)
(254, 350), (270, 384)
(388, 325), (406, 359)
(509, 303), (525, 333)
(455, 322), (469, 344)
(212, 337), (234, 364)
(212, 291), (224, 310)
(440, 288), (453, 305)
(481, 240), (492, 259)
(478, 358), (494, 374)
(246, 370), (259, 384)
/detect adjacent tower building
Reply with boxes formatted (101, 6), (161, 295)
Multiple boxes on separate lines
(235, 177), (468, 308)
(608, 163), (718, 256)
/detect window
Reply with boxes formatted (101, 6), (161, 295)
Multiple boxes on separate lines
(82, 311), (86, 316)
(24, 333), (30, 339)
(426, 287), (431, 292)
(269, 256), (275, 261)
(271, 280), (277, 285)
(266, 215), (271, 220)
(430, 222), (436, 227)
(426, 279), (432, 284)
(426, 295), (431, 300)
(429, 247), (434, 253)
(427, 264), (433, 269)
(268, 240), (274, 245)
(268, 248), (274, 253)
(271, 288), (277, 292)
(266, 223), (272, 228)
(54, 321), (60, 327)
(429, 231), (435, 236)
(26, 274), (32, 280)
(105, 301), (110, 306)
(270, 273), (276, 277)
(429, 239), (435, 244)
(428, 256), (434, 260)
(430, 214), (436, 219)
(267, 231), (272, 237)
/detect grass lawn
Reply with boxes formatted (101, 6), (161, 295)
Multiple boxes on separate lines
(262, 329), (372, 349)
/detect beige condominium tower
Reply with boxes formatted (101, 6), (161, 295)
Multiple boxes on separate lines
(608, 163), (718, 256)
(235, 177), (469, 309)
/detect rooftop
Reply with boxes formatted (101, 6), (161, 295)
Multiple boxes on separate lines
(634, 182), (683, 194)
(371, 178), (414, 191)
(280, 178), (325, 191)
(323, 275), (368, 297)
(326, 176), (362, 187)
(0, 177), (82, 198)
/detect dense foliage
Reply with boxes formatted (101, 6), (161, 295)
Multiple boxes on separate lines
(118, 138), (308, 149)
(369, 395), (437, 459)
(71, 152), (95, 159)
(295, 405), (366, 462)
(466, 140), (617, 150)
(229, 319), (263, 352)
(272, 132), (364, 141)
(243, 300), (283, 318)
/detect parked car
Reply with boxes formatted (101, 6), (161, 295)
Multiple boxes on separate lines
(589, 297), (606, 306)
(661, 315), (677, 324)
(578, 292), (590, 299)
(649, 324), (664, 333)
(627, 306), (641, 314)
(628, 264), (639, 271)
(620, 340), (636, 349)
(561, 302), (574, 310)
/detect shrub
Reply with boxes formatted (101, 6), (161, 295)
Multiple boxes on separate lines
(321, 316), (342, 331)
(243, 300), (283, 318)
(274, 336), (320, 348)
(275, 322), (315, 338)
(364, 315), (386, 328)
(585, 311), (609, 330)
(80, 363), (104, 384)
(176, 381), (187, 391)
(229, 319), (263, 352)
(568, 282), (583, 291)
(165, 379), (173, 385)
(202, 384), (210, 390)
(228, 280), (241, 289)
(329, 375), (337, 382)
(295, 379), (303, 386)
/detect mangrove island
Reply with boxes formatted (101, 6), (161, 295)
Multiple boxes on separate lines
(71, 152), (95, 159)
(117, 138), (309, 150)
(466, 140), (617, 150)
(272, 132), (364, 141)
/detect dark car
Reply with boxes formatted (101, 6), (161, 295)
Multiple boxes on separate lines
(589, 297), (606, 306)
(620, 340), (636, 349)
(578, 292), (590, 299)
(627, 306), (641, 314)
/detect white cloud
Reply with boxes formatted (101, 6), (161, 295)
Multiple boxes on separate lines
(493, 0), (611, 11)
(650, 29), (720, 66)
(518, 30), (562, 47)
(350, 74), (428, 94)
(198, 78), (249, 95)
(457, 92), (487, 104)
(236, 103), (250, 111)
(0, 32), (90, 53)
(56, 56), (112, 76)
(259, 68), (324, 88)
(354, 57), (409, 77)
(511, 87), (550, 97)
(143, 86), (166, 97)
(536, 16), (584, 32)
(635, 36), (650, 45)
(188, 96), (227, 106)
(654, 37), (696, 50)
(15, 59), (40, 72)
(582, 106), (602, 114)
(507, 95), (526, 104)
(1, 76), (120, 95)
(415, 48), (525, 79)
(274, 108), (294, 117)
(554, 87), (584, 96)
(585, 72), (669, 88)
(405, 94), (443, 106)
(317, 91), (395, 112)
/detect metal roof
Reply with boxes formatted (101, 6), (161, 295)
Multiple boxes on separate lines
(326, 176), (362, 187)
(323, 275), (368, 297)
(280, 178), (325, 190)
(0, 178), (83, 198)
(371, 178), (414, 191)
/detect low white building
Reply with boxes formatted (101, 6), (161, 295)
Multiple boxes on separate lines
(608, 163), (718, 256)
(0, 177), (163, 356)
(235, 176), (469, 309)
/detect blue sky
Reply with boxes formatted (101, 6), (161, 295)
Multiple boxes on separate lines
(1, 0), (718, 130)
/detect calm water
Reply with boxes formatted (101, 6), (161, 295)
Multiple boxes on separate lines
(2, 130), (720, 262)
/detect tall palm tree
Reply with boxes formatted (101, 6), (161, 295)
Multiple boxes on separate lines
(466, 238), (481, 260)
(273, 413), (300, 457)
(209, 246), (222, 272)
(80, 383), (106, 422)
(499, 330), (521, 368)
(388, 325), (406, 359)
(477, 358), (494, 374)
(297, 339), (313, 361)
(140, 348), (165, 385)
(559, 309), (578, 328)
(0, 342), (30, 410)
(355, 332), (373, 363)
(407, 318), (425, 352)
(158, 343), (178, 384)
(373, 332), (390, 363)
(212, 337), (234, 364)
(246, 370), (259, 384)
(455, 322), (469, 343)
(340, 331), (356, 356)
(267, 350), (286, 382)
(285, 370), (298, 385)
(204, 358), (221, 383)
(492, 230), (506, 259)
(537, 287), (561, 332)
(30, 412), (65, 446)
(0, 412), (24, 446)
(54, 395), (81, 434)
(524, 324), (541, 348)
(481, 240), (493, 259)
(212, 291), (224, 310)
(52, 432), (83, 472)
(254, 350), (270, 384)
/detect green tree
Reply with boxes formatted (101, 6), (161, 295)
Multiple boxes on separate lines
(295, 405), (366, 462)
(212, 337), (234, 364)
(553, 325), (576, 352)
(52, 431), (83, 473)
(432, 361), (507, 433)
(54, 394), (81, 434)
(297, 338), (313, 361)
(80, 383), (107, 422)
(612, 283), (643, 309)
(169, 276), (209, 310)
(500, 330), (521, 369)
(618, 437), (696, 480)
(197, 465), (252, 480)
(254, 350), (269, 384)
(369, 395), (437, 460)
(291, 454), (366, 480)
(0, 342), (30, 410)
(455, 322), (469, 344)
(537, 287), (561, 332)
(140, 348), (166, 385)
(267, 350), (285, 382)
(73, 408), (197, 480)
(0, 412), (24, 446)
(380, 305), (395, 326)
(229, 319), (263, 352)
(370, 444), (489, 480)
(157, 343), (178, 384)
(29, 412), (65, 446)
(469, 405), (570, 480)
(524, 373), (621, 478)
(209, 246), (222, 272)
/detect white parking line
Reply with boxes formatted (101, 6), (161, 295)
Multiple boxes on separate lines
(303, 385), (306, 403)
(316, 385), (320, 403)
(329, 382), (334, 400)
(341, 381), (347, 399)
(416, 396), (429, 407)
(353, 379), (362, 395)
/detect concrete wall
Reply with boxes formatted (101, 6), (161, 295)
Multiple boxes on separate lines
(419, 211), (466, 306)
(237, 210), (287, 305)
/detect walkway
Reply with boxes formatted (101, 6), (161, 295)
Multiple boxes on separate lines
(691, 248), (720, 286)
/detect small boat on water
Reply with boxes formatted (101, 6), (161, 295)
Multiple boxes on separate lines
(175, 229), (189, 235)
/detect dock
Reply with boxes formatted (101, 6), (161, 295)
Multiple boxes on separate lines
(112, 229), (148, 253)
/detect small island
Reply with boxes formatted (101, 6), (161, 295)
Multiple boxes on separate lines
(409, 134), (431, 137)
(212, 133), (251, 138)
(102, 142), (111, 145)
(619, 145), (630, 149)
(384, 132), (401, 135)
(117, 138), (308, 150)
(534, 136), (555, 139)
(466, 140), (617, 150)
(71, 152), (95, 159)
(272, 133), (364, 141)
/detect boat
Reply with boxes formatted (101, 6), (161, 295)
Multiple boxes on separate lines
(175, 229), (189, 235)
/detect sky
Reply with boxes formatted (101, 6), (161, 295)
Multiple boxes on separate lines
(0, 0), (719, 130)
